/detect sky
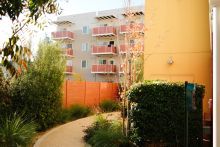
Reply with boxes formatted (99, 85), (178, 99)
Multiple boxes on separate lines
(58, 0), (144, 15)
(0, 0), (144, 53)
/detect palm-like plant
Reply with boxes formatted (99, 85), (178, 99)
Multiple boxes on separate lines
(0, 113), (36, 147)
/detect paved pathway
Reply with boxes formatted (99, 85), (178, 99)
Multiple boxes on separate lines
(34, 112), (121, 147)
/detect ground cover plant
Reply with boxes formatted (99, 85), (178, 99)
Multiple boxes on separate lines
(58, 104), (92, 123)
(99, 100), (120, 112)
(84, 115), (132, 147)
(0, 113), (36, 147)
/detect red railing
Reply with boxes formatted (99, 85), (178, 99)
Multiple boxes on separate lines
(92, 26), (116, 36)
(119, 44), (128, 53)
(63, 48), (74, 56)
(119, 23), (144, 34)
(91, 65), (116, 73)
(51, 31), (74, 40)
(92, 45), (117, 54)
(119, 44), (144, 53)
(65, 66), (73, 73)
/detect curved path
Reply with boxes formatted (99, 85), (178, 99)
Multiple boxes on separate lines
(34, 112), (121, 147)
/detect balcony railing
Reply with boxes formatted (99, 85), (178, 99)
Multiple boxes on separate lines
(91, 65), (116, 73)
(62, 48), (74, 57)
(92, 26), (116, 37)
(51, 31), (74, 40)
(119, 23), (144, 34)
(92, 45), (117, 55)
(65, 66), (73, 74)
(119, 44), (144, 54)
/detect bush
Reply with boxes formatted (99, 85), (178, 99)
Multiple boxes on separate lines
(68, 104), (92, 119)
(0, 113), (36, 147)
(84, 116), (132, 147)
(100, 100), (120, 112)
(11, 42), (65, 130)
(57, 105), (92, 123)
(0, 77), (11, 115)
(127, 80), (204, 146)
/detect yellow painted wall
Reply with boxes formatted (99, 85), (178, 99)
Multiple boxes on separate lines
(144, 0), (211, 115)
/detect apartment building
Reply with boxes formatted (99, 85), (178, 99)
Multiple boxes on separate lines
(51, 6), (144, 82)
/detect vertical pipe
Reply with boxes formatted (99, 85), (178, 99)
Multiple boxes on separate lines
(185, 81), (188, 147)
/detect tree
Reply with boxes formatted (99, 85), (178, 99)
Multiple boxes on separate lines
(0, 0), (60, 76)
(11, 42), (65, 130)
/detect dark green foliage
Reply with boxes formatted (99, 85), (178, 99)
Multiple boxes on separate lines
(0, 76), (11, 115)
(100, 100), (120, 112)
(84, 116), (132, 147)
(68, 104), (92, 119)
(0, 113), (36, 147)
(57, 108), (72, 123)
(127, 81), (204, 146)
(10, 42), (65, 130)
(57, 105), (92, 123)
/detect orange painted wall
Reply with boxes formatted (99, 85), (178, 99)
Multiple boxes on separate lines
(85, 82), (100, 106)
(63, 81), (119, 107)
(144, 0), (211, 115)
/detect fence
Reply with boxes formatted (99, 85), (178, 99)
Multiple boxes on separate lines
(62, 80), (119, 107)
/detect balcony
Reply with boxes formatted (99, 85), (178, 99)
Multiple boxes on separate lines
(91, 65), (116, 74)
(119, 23), (144, 34)
(51, 31), (74, 40)
(62, 48), (74, 57)
(119, 44), (144, 54)
(92, 26), (116, 37)
(64, 66), (73, 74)
(119, 44), (128, 54)
(92, 45), (117, 55)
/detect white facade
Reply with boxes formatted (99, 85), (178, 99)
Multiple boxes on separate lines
(52, 6), (144, 82)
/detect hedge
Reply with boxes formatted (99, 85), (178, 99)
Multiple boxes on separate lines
(127, 80), (204, 146)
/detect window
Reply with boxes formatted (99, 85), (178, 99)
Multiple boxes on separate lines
(98, 42), (108, 46)
(99, 59), (107, 65)
(81, 60), (87, 68)
(109, 60), (114, 65)
(82, 43), (89, 52)
(130, 40), (135, 45)
(67, 44), (72, 49)
(66, 60), (73, 66)
(82, 26), (89, 34)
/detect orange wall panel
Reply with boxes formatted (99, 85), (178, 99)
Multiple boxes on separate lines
(66, 81), (85, 107)
(62, 81), (119, 107)
(100, 82), (113, 102)
(85, 82), (100, 106)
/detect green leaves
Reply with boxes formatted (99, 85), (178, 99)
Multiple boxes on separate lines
(11, 42), (65, 130)
(0, 0), (60, 77)
(0, 113), (36, 147)
(128, 81), (204, 146)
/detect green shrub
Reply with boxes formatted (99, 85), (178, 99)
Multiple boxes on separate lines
(0, 113), (36, 147)
(127, 80), (204, 146)
(10, 42), (65, 130)
(68, 104), (92, 119)
(84, 116), (132, 147)
(57, 108), (72, 123)
(57, 105), (92, 123)
(100, 100), (120, 112)
(0, 77), (11, 115)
